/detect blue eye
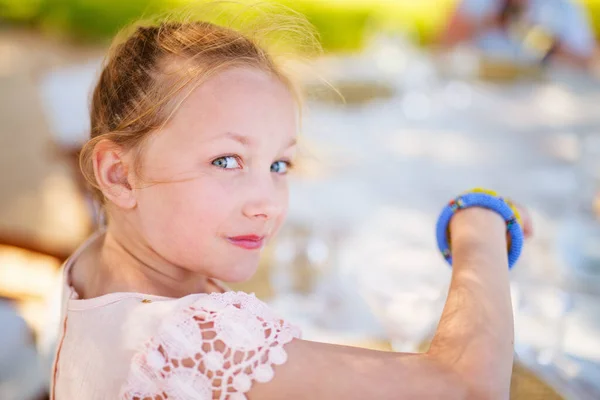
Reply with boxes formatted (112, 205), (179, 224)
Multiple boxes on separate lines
(271, 160), (291, 174)
(212, 156), (241, 169)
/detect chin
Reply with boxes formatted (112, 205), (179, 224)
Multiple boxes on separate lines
(214, 260), (259, 283)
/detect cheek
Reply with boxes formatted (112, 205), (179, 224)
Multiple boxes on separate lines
(135, 179), (235, 253)
(272, 181), (290, 235)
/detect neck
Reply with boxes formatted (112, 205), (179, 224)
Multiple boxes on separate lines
(76, 224), (216, 299)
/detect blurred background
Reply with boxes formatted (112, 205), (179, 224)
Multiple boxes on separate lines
(2, 0), (600, 398)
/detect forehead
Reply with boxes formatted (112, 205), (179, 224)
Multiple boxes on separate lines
(163, 67), (297, 146)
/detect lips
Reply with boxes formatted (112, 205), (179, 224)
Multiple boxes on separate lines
(227, 235), (265, 250)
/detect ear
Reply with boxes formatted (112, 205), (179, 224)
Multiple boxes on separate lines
(92, 139), (137, 209)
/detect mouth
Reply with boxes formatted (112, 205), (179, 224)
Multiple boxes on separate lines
(226, 235), (266, 250)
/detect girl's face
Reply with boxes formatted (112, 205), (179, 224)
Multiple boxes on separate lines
(133, 67), (297, 282)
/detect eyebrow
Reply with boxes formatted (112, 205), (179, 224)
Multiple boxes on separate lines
(225, 131), (251, 146)
(224, 131), (297, 148)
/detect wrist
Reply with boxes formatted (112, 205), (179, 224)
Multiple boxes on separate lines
(436, 189), (524, 268)
(450, 208), (508, 256)
(450, 208), (506, 240)
(449, 208), (508, 259)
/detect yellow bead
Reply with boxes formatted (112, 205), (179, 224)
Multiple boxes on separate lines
(464, 187), (498, 197)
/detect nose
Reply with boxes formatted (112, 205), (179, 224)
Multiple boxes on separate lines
(241, 175), (286, 220)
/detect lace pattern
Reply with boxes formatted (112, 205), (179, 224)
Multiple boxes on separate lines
(120, 292), (301, 400)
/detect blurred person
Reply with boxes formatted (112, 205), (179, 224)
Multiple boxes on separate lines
(51, 4), (533, 400)
(440, 0), (595, 68)
(0, 300), (48, 400)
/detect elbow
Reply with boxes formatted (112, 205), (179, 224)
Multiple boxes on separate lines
(434, 372), (505, 400)
(444, 379), (470, 400)
(415, 354), (469, 399)
(424, 355), (510, 400)
(463, 383), (510, 400)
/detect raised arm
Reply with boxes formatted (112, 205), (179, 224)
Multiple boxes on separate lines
(249, 208), (513, 399)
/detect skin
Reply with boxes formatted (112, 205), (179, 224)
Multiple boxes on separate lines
(71, 66), (533, 399)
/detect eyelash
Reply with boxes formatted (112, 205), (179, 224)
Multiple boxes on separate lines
(211, 155), (294, 174)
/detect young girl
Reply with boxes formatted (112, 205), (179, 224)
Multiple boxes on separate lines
(51, 9), (533, 400)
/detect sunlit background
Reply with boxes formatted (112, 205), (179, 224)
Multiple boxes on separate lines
(2, 0), (600, 398)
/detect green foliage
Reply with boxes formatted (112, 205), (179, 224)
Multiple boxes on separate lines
(0, 0), (598, 52)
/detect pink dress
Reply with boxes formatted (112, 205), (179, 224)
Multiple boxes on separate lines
(51, 233), (301, 400)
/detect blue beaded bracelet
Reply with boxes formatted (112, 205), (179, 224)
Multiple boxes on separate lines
(436, 192), (524, 269)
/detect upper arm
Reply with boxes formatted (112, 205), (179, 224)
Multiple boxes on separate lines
(248, 339), (468, 400)
(119, 293), (469, 400)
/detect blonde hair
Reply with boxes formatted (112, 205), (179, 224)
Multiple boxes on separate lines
(80, 1), (319, 202)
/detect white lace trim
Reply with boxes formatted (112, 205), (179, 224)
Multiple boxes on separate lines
(120, 292), (301, 400)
